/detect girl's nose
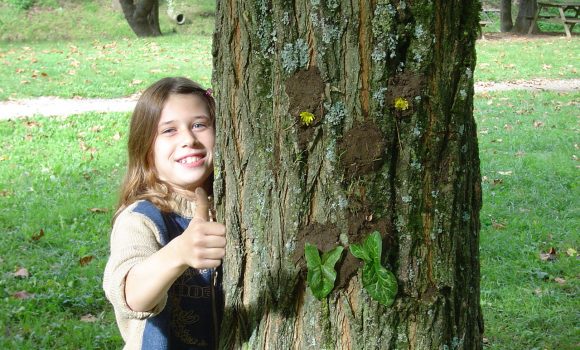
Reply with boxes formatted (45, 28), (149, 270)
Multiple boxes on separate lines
(181, 130), (199, 147)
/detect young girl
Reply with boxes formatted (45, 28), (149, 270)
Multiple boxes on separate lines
(103, 77), (226, 349)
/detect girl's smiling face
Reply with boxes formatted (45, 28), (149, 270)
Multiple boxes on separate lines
(153, 93), (214, 192)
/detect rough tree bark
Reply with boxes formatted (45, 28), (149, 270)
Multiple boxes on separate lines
(212, 1), (483, 349)
(118, 0), (162, 37)
(513, 0), (537, 33)
(500, 0), (514, 32)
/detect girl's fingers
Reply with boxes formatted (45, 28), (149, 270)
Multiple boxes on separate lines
(203, 235), (226, 248)
(194, 187), (210, 222)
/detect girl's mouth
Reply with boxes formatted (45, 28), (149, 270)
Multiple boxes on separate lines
(178, 156), (201, 164)
(177, 155), (205, 167)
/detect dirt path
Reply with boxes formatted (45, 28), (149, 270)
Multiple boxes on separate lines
(1, 79), (579, 120)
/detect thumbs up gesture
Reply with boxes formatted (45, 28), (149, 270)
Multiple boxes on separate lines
(177, 187), (226, 269)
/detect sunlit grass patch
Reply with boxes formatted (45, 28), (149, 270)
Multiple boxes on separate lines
(0, 111), (128, 348)
(476, 38), (580, 82)
(475, 90), (579, 349)
(0, 35), (213, 100)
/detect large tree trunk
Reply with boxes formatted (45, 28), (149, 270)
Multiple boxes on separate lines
(500, 0), (514, 32)
(118, 0), (161, 37)
(212, 1), (483, 349)
(513, 0), (537, 33)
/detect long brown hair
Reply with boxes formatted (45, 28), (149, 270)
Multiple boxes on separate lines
(115, 77), (215, 220)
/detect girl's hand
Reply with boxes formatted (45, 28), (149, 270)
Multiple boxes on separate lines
(174, 187), (226, 269)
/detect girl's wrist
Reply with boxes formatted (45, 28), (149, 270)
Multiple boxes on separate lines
(166, 235), (190, 270)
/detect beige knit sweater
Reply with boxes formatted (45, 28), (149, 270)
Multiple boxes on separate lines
(103, 195), (201, 350)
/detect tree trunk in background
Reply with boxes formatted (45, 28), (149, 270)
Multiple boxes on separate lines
(514, 0), (537, 33)
(500, 0), (514, 32)
(118, 0), (161, 37)
(212, 1), (483, 349)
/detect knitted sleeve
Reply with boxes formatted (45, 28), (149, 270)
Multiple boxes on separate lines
(103, 204), (168, 320)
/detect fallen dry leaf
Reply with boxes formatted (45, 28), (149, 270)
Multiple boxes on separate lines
(31, 228), (44, 241)
(80, 314), (98, 323)
(540, 247), (557, 261)
(497, 171), (512, 176)
(12, 290), (34, 299)
(89, 207), (109, 213)
(533, 120), (544, 128)
(492, 221), (506, 230)
(79, 141), (97, 154)
(566, 248), (577, 257)
(554, 277), (566, 285)
(13, 267), (29, 278)
(79, 255), (94, 266)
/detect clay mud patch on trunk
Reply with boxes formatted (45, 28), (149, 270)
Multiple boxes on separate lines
(385, 72), (424, 118)
(285, 66), (325, 149)
(293, 222), (340, 269)
(285, 66), (325, 117)
(338, 122), (385, 179)
(337, 212), (395, 289)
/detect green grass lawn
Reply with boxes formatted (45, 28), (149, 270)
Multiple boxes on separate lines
(0, 36), (213, 100)
(476, 90), (579, 349)
(0, 112), (127, 348)
(0, 1), (578, 349)
(475, 37), (580, 82)
(0, 0), (214, 100)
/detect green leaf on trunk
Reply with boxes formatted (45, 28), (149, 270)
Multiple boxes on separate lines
(305, 243), (344, 300)
(350, 231), (398, 307)
(349, 242), (371, 262)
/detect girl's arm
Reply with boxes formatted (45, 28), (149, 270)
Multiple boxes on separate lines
(124, 188), (226, 312)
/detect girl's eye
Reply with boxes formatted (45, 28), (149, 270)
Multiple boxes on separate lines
(161, 128), (176, 134)
(192, 123), (207, 129)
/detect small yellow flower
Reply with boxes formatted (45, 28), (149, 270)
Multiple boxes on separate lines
(394, 97), (409, 111)
(300, 111), (315, 126)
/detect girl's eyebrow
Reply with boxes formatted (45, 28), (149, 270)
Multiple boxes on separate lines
(158, 120), (175, 127)
(158, 115), (209, 126)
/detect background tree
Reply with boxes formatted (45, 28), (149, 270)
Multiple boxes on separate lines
(119, 0), (161, 37)
(212, 1), (483, 348)
(513, 0), (538, 33)
(500, 0), (514, 32)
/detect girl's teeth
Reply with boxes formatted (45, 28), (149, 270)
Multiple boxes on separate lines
(179, 156), (201, 164)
